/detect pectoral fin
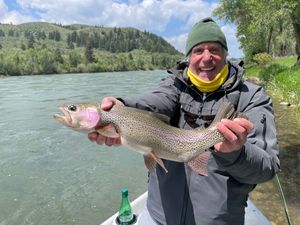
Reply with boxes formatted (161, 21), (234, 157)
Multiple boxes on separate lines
(96, 124), (120, 138)
(187, 151), (211, 176)
(144, 150), (168, 173)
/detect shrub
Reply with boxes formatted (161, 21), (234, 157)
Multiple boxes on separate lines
(252, 53), (273, 66)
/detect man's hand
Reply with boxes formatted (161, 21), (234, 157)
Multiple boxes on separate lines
(88, 97), (124, 146)
(214, 118), (254, 153)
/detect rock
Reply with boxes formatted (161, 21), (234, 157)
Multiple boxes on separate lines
(245, 77), (263, 85)
(279, 101), (291, 106)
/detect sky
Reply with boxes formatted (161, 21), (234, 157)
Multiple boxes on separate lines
(0, 0), (243, 58)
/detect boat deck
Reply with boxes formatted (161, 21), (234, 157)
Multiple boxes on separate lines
(101, 192), (271, 225)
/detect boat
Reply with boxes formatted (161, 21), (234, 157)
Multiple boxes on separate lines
(101, 192), (271, 225)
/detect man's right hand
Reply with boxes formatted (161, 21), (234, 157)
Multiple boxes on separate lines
(88, 97), (124, 146)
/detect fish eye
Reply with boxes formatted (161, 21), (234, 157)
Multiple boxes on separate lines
(68, 105), (77, 112)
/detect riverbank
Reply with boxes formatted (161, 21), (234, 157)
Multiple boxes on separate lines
(245, 56), (300, 113)
(0, 48), (183, 76)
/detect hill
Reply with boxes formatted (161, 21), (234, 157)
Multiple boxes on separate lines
(0, 22), (183, 75)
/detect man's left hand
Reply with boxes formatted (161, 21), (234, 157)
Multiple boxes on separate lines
(214, 118), (254, 153)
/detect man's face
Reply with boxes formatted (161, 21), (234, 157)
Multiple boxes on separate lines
(188, 42), (226, 81)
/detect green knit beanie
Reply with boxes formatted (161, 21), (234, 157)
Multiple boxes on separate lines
(185, 17), (228, 56)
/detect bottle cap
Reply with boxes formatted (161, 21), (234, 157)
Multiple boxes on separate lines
(121, 188), (128, 197)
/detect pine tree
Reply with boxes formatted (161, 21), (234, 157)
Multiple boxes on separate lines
(21, 43), (26, 51)
(66, 34), (74, 49)
(85, 40), (95, 63)
(28, 35), (35, 49)
(0, 29), (5, 37)
(54, 31), (61, 41)
(8, 29), (14, 37)
(71, 31), (78, 42)
(54, 48), (64, 64)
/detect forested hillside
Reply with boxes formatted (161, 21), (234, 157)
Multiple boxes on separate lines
(0, 22), (183, 75)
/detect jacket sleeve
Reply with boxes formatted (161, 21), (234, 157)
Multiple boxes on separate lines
(121, 75), (180, 118)
(213, 84), (280, 184)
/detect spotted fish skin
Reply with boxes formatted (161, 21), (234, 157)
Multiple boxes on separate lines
(98, 102), (239, 162)
(53, 101), (247, 175)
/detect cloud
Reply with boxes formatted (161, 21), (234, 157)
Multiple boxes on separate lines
(0, 0), (244, 58)
(0, 0), (7, 14)
(8, 0), (218, 32)
(165, 33), (187, 55)
(221, 24), (244, 58)
(0, 0), (33, 24)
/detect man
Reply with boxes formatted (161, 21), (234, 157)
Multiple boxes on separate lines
(89, 18), (280, 225)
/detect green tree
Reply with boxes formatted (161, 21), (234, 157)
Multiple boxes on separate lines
(8, 29), (14, 37)
(23, 49), (38, 74)
(290, 1), (300, 63)
(116, 53), (128, 71)
(68, 52), (81, 67)
(71, 31), (78, 42)
(27, 35), (35, 49)
(38, 50), (56, 74)
(48, 30), (61, 41)
(0, 29), (5, 37)
(54, 48), (64, 64)
(54, 31), (61, 41)
(21, 43), (26, 51)
(66, 34), (74, 49)
(214, 0), (300, 63)
(85, 40), (95, 63)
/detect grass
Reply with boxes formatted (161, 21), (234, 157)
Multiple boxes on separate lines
(245, 56), (300, 111)
(270, 65), (300, 107)
(244, 56), (296, 78)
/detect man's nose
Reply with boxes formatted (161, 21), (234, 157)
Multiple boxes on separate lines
(202, 50), (212, 61)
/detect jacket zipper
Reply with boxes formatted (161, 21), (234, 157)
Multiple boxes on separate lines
(261, 114), (267, 149)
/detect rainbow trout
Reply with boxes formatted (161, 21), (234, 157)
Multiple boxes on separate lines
(53, 101), (246, 176)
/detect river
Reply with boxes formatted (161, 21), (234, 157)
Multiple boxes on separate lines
(0, 71), (299, 225)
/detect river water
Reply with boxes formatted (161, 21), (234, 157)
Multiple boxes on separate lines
(0, 71), (299, 225)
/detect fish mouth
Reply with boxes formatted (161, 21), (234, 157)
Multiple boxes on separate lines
(53, 107), (72, 126)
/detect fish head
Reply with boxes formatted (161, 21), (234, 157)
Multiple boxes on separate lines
(53, 103), (100, 132)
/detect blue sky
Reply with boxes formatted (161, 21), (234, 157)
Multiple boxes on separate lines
(0, 0), (243, 58)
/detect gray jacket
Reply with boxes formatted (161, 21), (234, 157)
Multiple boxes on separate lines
(122, 61), (280, 225)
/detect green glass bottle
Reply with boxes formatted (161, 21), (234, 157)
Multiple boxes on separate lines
(117, 188), (136, 225)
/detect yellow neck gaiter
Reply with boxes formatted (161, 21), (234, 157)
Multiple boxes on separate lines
(187, 65), (229, 92)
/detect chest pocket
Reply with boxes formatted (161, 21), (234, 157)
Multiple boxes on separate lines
(177, 90), (242, 130)
(178, 92), (216, 129)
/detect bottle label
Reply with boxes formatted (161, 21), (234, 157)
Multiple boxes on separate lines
(119, 214), (133, 223)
